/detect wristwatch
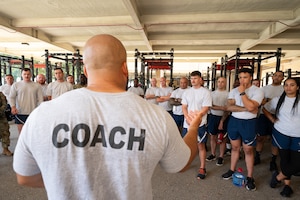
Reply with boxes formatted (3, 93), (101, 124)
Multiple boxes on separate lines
(240, 92), (246, 96)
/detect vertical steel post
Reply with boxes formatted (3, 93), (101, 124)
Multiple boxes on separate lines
(235, 48), (240, 80)
(257, 54), (261, 80)
(31, 57), (35, 81)
(276, 48), (281, 72)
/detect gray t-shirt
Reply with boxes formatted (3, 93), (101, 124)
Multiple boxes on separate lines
(210, 89), (228, 116)
(155, 86), (173, 111)
(46, 81), (73, 99)
(13, 88), (190, 200)
(9, 81), (43, 114)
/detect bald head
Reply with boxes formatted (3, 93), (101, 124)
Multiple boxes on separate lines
(83, 34), (127, 70)
(36, 74), (46, 84)
(83, 34), (128, 92)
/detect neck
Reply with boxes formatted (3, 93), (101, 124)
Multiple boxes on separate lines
(272, 83), (281, 86)
(193, 85), (202, 89)
(87, 75), (126, 93)
(286, 93), (297, 98)
(86, 84), (125, 92)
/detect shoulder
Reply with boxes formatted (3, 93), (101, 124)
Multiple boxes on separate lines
(182, 87), (192, 94)
(199, 87), (210, 93)
(228, 88), (238, 96)
(128, 87), (134, 91)
(47, 81), (55, 86)
(250, 85), (263, 93)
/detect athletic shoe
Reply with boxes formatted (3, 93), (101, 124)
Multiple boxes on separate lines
(197, 168), (206, 179)
(270, 171), (281, 188)
(216, 157), (224, 166)
(280, 185), (293, 197)
(270, 160), (278, 171)
(254, 154), (261, 165)
(222, 169), (234, 180)
(245, 177), (256, 191)
(224, 148), (231, 156)
(206, 154), (216, 161)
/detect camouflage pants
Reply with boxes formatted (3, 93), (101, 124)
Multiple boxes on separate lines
(0, 117), (10, 148)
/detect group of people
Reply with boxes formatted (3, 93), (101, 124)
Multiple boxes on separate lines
(12, 34), (203, 199)
(130, 65), (299, 197)
(4, 34), (298, 199)
(0, 68), (87, 156)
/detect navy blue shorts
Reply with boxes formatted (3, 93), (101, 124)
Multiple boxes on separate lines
(272, 127), (300, 151)
(227, 116), (257, 146)
(207, 114), (221, 135)
(256, 114), (273, 136)
(172, 114), (184, 128)
(207, 114), (228, 135)
(15, 114), (29, 124)
(182, 125), (207, 143)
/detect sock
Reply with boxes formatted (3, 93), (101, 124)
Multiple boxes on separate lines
(226, 143), (231, 149)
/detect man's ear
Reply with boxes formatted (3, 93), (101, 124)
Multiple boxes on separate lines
(122, 62), (128, 77)
(83, 66), (88, 78)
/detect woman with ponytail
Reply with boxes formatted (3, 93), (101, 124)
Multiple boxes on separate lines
(263, 77), (300, 197)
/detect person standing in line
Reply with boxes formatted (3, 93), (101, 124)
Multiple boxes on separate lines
(169, 77), (189, 133)
(0, 74), (14, 99)
(145, 78), (158, 104)
(66, 74), (75, 85)
(206, 77), (229, 166)
(36, 74), (48, 101)
(0, 74), (14, 121)
(254, 71), (284, 171)
(264, 78), (300, 198)
(0, 91), (13, 156)
(128, 78), (144, 98)
(13, 34), (203, 200)
(9, 68), (43, 133)
(221, 68), (264, 191)
(74, 74), (87, 89)
(181, 71), (212, 179)
(252, 79), (261, 87)
(47, 68), (73, 100)
(156, 77), (173, 115)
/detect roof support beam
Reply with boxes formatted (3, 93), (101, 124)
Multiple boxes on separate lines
(122, 0), (152, 51)
(141, 11), (294, 24)
(239, 8), (300, 51)
(0, 15), (76, 52)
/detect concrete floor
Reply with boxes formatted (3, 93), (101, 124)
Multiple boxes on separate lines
(0, 122), (299, 200)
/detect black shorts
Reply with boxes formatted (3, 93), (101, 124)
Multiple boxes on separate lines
(15, 114), (29, 124)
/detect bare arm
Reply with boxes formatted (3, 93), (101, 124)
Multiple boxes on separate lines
(240, 94), (259, 113)
(238, 85), (260, 112)
(225, 99), (247, 112)
(182, 104), (190, 123)
(145, 94), (156, 100)
(16, 173), (45, 188)
(225, 98), (258, 114)
(156, 93), (171, 103)
(262, 107), (277, 123)
(169, 98), (182, 106)
(180, 111), (202, 172)
(218, 111), (230, 130)
(211, 104), (226, 111)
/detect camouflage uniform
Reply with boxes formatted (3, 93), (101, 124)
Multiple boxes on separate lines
(0, 92), (10, 148)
